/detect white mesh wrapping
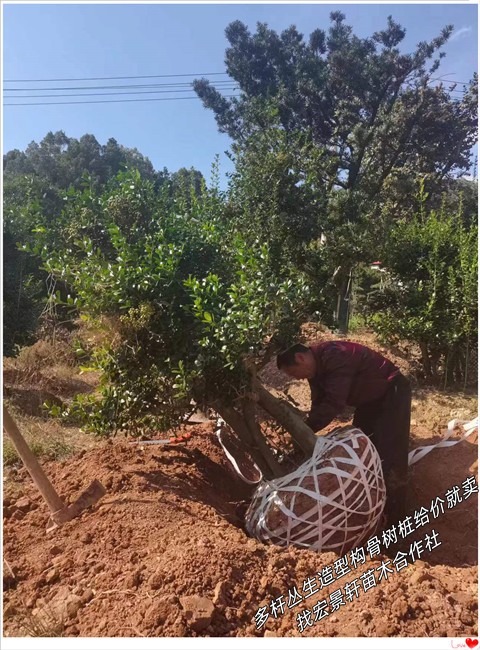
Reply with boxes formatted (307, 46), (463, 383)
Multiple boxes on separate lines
(245, 427), (386, 555)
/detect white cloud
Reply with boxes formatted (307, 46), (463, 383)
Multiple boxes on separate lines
(450, 26), (472, 42)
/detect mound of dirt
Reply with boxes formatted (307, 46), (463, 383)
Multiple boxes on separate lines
(3, 419), (478, 638)
(3, 327), (478, 637)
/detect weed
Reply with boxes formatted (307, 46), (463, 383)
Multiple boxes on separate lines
(3, 431), (77, 467)
(19, 604), (65, 637)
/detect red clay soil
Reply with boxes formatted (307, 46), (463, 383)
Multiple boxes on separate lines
(2, 418), (478, 638)
(2, 328), (478, 637)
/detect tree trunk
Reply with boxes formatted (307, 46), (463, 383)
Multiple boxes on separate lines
(242, 399), (284, 478)
(463, 340), (469, 392)
(214, 378), (318, 481)
(254, 381), (317, 456)
(334, 269), (351, 335)
(430, 349), (441, 381)
(419, 342), (432, 378)
(213, 401), (283, 479)
(454, 347), (466, 385)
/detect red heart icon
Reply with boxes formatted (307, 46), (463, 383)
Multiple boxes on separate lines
(466, 640), (478, 649)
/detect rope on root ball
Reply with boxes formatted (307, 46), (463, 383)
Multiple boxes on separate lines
(245, 427), (386, 555)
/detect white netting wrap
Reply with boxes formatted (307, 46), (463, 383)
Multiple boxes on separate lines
(245, 427), (386, 555)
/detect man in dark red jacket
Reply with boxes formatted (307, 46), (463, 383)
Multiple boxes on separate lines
(277, 340), (411, 527)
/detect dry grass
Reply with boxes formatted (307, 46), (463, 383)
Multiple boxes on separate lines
(19, 604), (66, 637)
(411, 387), (478, 430)
(2, 403), (100, 468)
(2, 432), (77, 468)
(15, 337), (77, 371)
(3, 332), (101, 428)
(3, 334), (105, 490)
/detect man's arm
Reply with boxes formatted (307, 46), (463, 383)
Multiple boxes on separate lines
(305, 344), (355, 433)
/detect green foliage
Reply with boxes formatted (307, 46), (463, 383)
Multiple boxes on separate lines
(228, 128), (324, 262)
(195, 14), (477, 334)
(4, 132), (157, 190)
(3, 433), (76, 467)
(370, 182), (477, 384)
(347, 313), (368, 333)
(3, 176), (51, 355)
(226, 125), (345, 326)
(170, 166), (205, 210)
(350, 264), (386, 325)
(3, 132), (205, 356)
(37, 170), (313, 436)
(195, 15), (477, 198)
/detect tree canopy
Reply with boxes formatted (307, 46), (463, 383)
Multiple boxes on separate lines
(195, 13), (477, 199)
(4, 132), (158, 190)
(195, 13), (477, 331)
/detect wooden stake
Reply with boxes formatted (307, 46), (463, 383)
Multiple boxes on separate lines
(3, 406), (106, 529)
(3, 406), (66, 515)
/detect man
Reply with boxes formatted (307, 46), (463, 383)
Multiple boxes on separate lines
(276, 340), (411, 527)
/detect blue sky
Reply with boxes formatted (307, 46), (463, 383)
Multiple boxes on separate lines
(3, 3), (478, 187)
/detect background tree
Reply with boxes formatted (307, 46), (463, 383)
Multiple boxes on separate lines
(3, 132), (202, 355)
(367, 182), (477, 387)
(171, 167), (204, 201)
(3, 131), (158, 191)
(3, 174), (59, 354)
(225, 124), (337, 324)
(194, 13), (478, 332)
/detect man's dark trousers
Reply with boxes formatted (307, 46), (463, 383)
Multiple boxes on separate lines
(352, 374), (411, 527)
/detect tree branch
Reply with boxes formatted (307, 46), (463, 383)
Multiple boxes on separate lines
(242, 399), (284, 478)
(368, 91), (427, 198)
(254, 380), (316, 456)
(213, 400), (283, 479)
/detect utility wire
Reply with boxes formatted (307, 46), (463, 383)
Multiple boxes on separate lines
(4, 87), (239, 99)
(4, 81), (233, 92)
(4, 70), (473, 105)
(4, 86), (467, 102)
(4, 72), (229, 82)
(4, 79), (471, 93)
(4, 72), (472, 87)
(428, 73), (473, 85)
(4, 70), (473, 85)
(4, 94), (241, 107)
(3, 74), (472, 97)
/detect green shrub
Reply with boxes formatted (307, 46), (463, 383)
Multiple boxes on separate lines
(36, 169), (314, 437)
(370, 182), (477, 386)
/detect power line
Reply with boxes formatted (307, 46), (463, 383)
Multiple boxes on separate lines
(3, 69), (473, 105)
(4, 72), (472, 87)
(438, 81), (472, 85)
(404, 77), (474, 94)
(4, 72), (229, 82)
(3, 87), (238, 100)
(3, 94), (241, 107)
(3, 75), (472, 97)
(4, 81), (233, 92)
(4, 69), (473, 85)
(428, 73), (473, 85)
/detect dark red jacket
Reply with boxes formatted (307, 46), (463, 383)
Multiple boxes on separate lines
(305, 341), (400, 433)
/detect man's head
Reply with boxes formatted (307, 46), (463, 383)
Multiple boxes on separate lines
(276, 344), (317, 380)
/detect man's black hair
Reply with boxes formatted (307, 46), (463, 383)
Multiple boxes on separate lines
(276, 343), (310, 369)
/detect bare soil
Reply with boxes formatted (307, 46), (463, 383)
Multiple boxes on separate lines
(2, 329), (478, 638)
